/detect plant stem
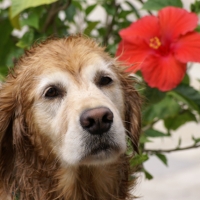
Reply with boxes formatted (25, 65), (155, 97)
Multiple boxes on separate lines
(144, 144), (200, 154)
(42, 0), (72, 33)
(103, 0), (120, 45)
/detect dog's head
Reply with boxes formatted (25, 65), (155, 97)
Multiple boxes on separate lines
(0, 35), (141, 168)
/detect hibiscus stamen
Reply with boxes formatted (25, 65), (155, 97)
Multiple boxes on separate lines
(149, 37), (161, 49)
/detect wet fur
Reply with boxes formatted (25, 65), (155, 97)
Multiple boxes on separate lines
(0, 35), (141, 200)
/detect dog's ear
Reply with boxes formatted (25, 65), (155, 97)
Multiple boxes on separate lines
(119, 68), (142, 154)
(0, 78), (17, 181)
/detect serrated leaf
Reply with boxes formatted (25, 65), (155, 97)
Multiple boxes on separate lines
(130, 154), (149, 167)
(10, 0), (58, 18)
(164, 110), (197, 130)
(155, 153), (168, 166)
(144, 128), (168, 137)
(143, 0), (183, 11)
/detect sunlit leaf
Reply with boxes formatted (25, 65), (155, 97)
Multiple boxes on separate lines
(10, 0), (58, 18)
(9, 7), (20, 29)
(130, 154), (149, 167)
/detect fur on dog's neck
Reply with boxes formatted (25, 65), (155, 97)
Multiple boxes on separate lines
(56, 158), (135, 200)
(0, 131), (135, 200)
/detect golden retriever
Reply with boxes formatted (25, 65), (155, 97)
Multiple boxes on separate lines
(0, 35), (141, 200)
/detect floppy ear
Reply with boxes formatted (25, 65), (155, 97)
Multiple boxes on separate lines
(119, 69), (142, 154)
(0, 79), (17, 182)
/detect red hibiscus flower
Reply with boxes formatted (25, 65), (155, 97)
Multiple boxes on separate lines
(116, 6), (200, 91)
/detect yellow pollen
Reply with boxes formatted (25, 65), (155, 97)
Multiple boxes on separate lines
(149, 37), (161, 49)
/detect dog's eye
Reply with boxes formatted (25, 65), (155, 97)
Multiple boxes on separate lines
(99, 76), (113, 86)
(45, 87), (60, 98)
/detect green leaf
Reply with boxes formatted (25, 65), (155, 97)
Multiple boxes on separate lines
(182, 73), (190, 85)
(144, 85), (166, 104)
(192, 136), (200, 144)
(130, 154), (149, 167)
(143, 96), (181, 123)
(191, 1), (200, 14)
(72, 1), (82, 11)
(139, 134), (152, 144)
(144, 128), (168, 138)
(171, 84), (200, 113)
(85, 4), (96, 16)
(102, 3), (115, 16)
(164, 110), (197, 130)
(125, 1), (140, 19)
(118, 10), (132, 19)
(143, 169), (153, 180)
(143, 0), (183, 11)
(21, 12), (39, 29)
(16, 30), (34, 49)
(0, 18), (13, 67)
(65, 3), (76, 22)
(155, 153), (168, 166)
(9, 7), (20, 29)
(10, 0), (58, 18)
(84, 21), (99, 36)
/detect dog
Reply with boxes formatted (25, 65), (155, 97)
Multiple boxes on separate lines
(0, 35), (141, 200)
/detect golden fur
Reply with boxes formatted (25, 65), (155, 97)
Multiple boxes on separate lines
(0, 35), (141, 200)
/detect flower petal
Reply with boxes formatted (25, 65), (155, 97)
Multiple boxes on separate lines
(159, 7), (198, 40)
(116, 37), (152, 72)
(141, 54), (186, 91)
(119, 16), (160, 42)
(173, 32), (200, 63)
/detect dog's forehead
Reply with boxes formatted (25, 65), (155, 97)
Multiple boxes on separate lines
(36, 58), (114, 88)
(30, 38), (114, 75)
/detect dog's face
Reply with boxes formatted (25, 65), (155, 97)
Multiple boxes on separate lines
(0, 36), (141, 170)
(33, 54), (126, 166)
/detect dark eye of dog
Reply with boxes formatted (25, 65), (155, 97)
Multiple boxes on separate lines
(45, 87), (60, 98)
(99, 76), (113, 86)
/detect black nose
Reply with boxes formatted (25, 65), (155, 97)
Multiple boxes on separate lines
(80, 107), (113, 135)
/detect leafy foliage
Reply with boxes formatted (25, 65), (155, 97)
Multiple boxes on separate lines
(0, 0), (200, 183)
